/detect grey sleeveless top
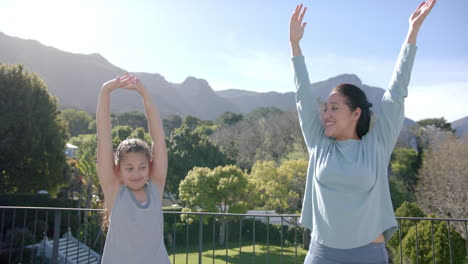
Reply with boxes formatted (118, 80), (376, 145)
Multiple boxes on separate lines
(101, 180), (170, 264)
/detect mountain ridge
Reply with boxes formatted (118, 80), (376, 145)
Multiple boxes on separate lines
(1, 31), (466, 136)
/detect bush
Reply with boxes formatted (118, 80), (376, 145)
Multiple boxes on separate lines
(388, 202), (426, 250)
(162, 215), (305, 248)
(402, 219), (467, 264)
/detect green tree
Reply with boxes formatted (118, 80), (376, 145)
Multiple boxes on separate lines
(179, 165), (249, 245)
(277, 159), (308, 213)
(402, 217), (466, 264)
(391, 147), (420, 193)
(416, 117), (453, 132)
(182, 115), (203, 130)
(0, 64), (68, 194)
(247, 160), (307, 214)
(193, 122), (218, 137)
(111, 125), (133, 149)
(76, 148), (100, 209)
(245, 106), (284, 121)
(387, 202), (427, 257)
(130, 127), (152, 143)
(60, 109), (94, 136)
(215, 112), (243, 126)
(69, 134), (97, 159)
(163, 114), (182, 136)
(389, 178), (411, 211)
(179, 165), (248, 213)
(248, 161), (289, 212)
(112, 110), (148, 131)
(166, 127), (234, 199)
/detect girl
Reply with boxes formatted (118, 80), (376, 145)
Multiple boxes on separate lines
(97, 74), (170, 263)
(289, 1), (436, 263)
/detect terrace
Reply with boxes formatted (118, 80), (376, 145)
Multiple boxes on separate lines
(1, 206), (467, 264)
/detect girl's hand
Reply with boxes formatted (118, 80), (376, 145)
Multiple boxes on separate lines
(409, 0), (437, 30)
(124, 76), (148, 96)
(127, 76), (146, 96)
(290, 4), (307, 44)
(102, 73), (134, 92)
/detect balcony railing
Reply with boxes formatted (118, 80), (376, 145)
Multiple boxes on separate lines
(0, 206), (466, 264)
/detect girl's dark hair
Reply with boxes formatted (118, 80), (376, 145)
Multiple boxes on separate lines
(332, 83), (373, 138)
(114, 138), (152, 166)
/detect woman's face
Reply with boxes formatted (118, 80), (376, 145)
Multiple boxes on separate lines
(321, 92), (361, 140)
(117, 152), (150, 191)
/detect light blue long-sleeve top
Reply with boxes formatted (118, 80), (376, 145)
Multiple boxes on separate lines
(293, 43), (417, 249)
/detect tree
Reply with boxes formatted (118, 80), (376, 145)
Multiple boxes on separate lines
(387, 202), (427, 259)
(182, 115), (203, 131)
(179, 165), (248, 213)
(402, 217), (466, 264)
(179, 165), (249, 245)
(166, 126), (234, 199)
(390, 147), (420, 193)
(416, 117), (453, 132)
(163, 114), (182, 136)
(416, 134), (468, 237)
(248, 161), (288, 212)
(277, 159), (308, 213)
(247, 160), (307, 214)
(60, 109), (95, 137)
(111, 125), (133, 149)
(0, 64), (68, 194)
(245, 106), (284, 122)
(388, 178), (411, 211)
(211, 109), (303, 170)
(112, 110), (148, 131)
(215, 112), (243, 126)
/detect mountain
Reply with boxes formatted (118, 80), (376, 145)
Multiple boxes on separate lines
(0, 31), (439, 127)
(452, 116), (468, 137)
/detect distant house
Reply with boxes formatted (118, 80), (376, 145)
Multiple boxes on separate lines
(65, 143), (79, 158)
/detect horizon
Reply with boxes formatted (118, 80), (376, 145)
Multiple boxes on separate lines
(0, 0), (467, 122)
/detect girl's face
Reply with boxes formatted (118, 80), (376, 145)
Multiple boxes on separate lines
(117, 152), (150, 191)
(321, 92), (361, 140)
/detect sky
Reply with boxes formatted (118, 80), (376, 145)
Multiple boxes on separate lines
(0, 0), (467, 122)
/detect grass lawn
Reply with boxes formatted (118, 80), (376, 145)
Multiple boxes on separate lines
(168, 243), (308, 264)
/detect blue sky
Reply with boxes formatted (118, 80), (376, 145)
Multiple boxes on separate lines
(1, 0), (467, 122)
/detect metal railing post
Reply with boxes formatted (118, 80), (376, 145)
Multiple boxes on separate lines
(51, 210), (61, 264)
(199, 215), (203, 264)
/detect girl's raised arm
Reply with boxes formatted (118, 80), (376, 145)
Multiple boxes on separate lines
(96, 74), (133, 211)
(132, 77), (167, 199)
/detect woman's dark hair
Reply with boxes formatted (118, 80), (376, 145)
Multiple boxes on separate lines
(332, 83), (373, 139)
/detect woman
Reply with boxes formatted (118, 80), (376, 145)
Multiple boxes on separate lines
(289, 1), (436, 263)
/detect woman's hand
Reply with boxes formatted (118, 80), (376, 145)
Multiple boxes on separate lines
(409, 0), (437, 30)
(290, 4), (307, 45)
(290, 4), (307, 56)
(405, 0), (437, 45)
